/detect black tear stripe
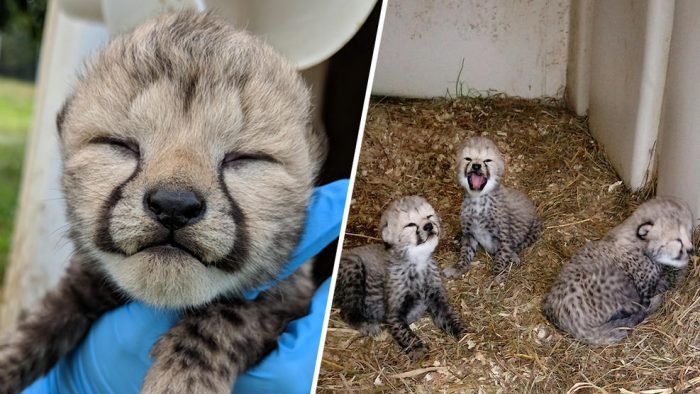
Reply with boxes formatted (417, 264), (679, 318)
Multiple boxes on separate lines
(215, 169), (250, 273)
(94, 160), (143, 254)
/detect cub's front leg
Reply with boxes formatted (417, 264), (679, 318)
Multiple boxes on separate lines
(0, 258), (124, 393)
(443, 229), (478, 278)
(631, 261), (663, 307)
(426, 267), (465, 338)
(493, 243), (520, 276)
(385, 289), (427, 360)
(142, 272), (314, 393)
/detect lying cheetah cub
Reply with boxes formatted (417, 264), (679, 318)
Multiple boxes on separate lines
(334, 196), (465, 360)
(542, 197), (695, 345)
(443, 137), (542, 278)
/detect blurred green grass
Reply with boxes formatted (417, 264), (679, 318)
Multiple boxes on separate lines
(0, 77), (32, 280)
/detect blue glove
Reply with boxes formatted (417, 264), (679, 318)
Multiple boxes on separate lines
(23, 180), (348, 394)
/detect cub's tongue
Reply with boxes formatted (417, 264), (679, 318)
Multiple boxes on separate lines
(469, 173), (486, 190)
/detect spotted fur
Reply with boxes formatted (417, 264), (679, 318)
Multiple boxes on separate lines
(0, 11), (325, 393)
(542, 197), (695, 345)
(334, 196), (465, 360)
(444, 137), (542, 278)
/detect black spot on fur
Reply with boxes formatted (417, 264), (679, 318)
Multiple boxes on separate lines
(185, 322), (218, 352)
(219, 307), (243, 326)
(398, 294), (415, 320)
(181, 73), (199, 113)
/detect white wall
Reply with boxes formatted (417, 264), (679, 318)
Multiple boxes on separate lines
(372, 0), (570, 98)
(657, 0), (700, 218)
(585, 0), (673, 190)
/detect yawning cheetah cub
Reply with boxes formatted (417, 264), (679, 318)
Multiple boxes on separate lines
(334, 196), (465, 360)
(542, 197), (695, 345)
(443, 137), (542, 278)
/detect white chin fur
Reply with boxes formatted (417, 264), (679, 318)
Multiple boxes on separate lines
(407, 236), (438, 263)
(97, 250), (246, 308)
(654, 255), (688, 268)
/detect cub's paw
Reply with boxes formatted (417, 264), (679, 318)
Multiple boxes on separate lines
(359, 322), (383, 338)
(647, 294), (664, 313)
(145, 333), (230, 393)
(492, 253), (520, 276)
(405, 343), (429, 361)
(491, 273), (508, 285)
(442, 267), (464, 279)
(446, 321), (466, 339)
(142, 361), (229, 394)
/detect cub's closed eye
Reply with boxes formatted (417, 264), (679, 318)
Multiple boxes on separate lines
(484, 159), (493, 163)
(427, 215), (434, 219)
(223, 151), (280, 168)
(89, 136), (139, 155)
(637, 221), (654, 240)
(404, 223), (417, 228)
(464, 157), (472, 162)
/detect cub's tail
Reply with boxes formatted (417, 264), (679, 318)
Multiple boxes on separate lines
(583, 309), (649, 345)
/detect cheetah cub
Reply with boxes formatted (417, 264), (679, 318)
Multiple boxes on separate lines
(542, 197), (695, 345)
(0, 12), (325, 393)
(334, 196), (465, 360)
(443, 137), (542, 278)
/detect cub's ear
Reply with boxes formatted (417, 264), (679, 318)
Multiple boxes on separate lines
(381, 224), (391, 246)
(56, 96), (73, 138)
(637, 221), (653, 240)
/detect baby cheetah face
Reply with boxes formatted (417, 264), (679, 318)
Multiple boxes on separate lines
(57, 13), (326, 308)
(634, 197), (695, 268)
(457, 137), (505, 196)
(380, 196), (440, 254)
(638, 219), (694, 268)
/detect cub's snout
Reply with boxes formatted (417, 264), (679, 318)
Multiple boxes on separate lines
(144, 188), (206, 229)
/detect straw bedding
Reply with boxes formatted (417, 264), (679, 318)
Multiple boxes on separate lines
(317, 96), (700, 393)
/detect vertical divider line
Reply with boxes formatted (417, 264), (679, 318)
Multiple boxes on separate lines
(310, 1), (389, 391)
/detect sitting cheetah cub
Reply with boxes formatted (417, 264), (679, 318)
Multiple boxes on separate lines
(334, 196), (465, 360)
(443, 137), (542, 278)
(542, 197), (695, 345)
(0, 12), (326, 393)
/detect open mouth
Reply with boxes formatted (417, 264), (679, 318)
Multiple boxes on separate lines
(467, 171), (488, 191)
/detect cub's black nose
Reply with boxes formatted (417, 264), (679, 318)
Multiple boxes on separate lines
(471, 163), (482, 171)
(423, 222), (434, 232)
(145, 188), (205, 229)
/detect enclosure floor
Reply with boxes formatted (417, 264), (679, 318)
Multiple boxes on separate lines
(318, 97), (700, 393)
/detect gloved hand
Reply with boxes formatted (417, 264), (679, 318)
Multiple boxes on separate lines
(23, 179), (348, 394)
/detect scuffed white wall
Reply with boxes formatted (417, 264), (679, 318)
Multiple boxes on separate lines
(372, 0), (570, 98)
(657, 0), (700, 218)
(567, 0), (674, 191)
